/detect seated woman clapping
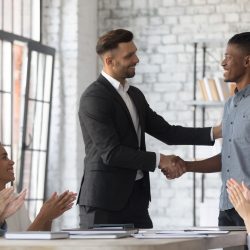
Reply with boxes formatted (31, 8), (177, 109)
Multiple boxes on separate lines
(0, 187), (26, 234)
(0, 143), (77, 231)
(227, 178), (250, 232)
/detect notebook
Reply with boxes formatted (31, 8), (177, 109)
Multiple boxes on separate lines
(5, 231), (69, 240)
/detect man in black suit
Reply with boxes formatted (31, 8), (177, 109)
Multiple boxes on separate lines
(78, 29), (221, 229)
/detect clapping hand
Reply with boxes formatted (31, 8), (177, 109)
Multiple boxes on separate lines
(0, 187), (26, 223)
(27, 190), (77, 231)
(159, 154), (186, 179)
(37, 190), (77, 222)
(227, 178), (250, 223)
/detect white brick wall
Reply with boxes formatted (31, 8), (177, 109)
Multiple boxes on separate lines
(42, 0), (250, 229)
(42, 0), (97, 229)
(96, 0), (249, 228)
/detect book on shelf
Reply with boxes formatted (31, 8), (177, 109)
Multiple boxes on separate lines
(4, 231), (69, 240)
(203, 77), (213, 101)
(198, 77), (234, 102)
(198, 79), (209, 101)
(214, 77), (230, 101)
(208, 78), (220, 101)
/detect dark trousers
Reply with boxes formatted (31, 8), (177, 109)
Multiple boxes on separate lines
(79, 178), (153, 229)
(219, 209), (248, 250)
(218, 208), (245, 226)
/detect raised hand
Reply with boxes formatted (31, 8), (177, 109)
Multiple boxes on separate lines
(0, 188), (26, 223)
(0, 188), (14, 220)
(38, 191), (77, 221)
(227, 179), (250, 230)
(227, 178), (250, 201)
(28, 190), (77, 231)
(159, 154), (186, 179)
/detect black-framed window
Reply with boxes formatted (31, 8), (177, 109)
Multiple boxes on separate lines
(0, 30), (55, 220)
(0, 0), (41, 41)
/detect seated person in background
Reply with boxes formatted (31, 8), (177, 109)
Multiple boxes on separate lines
(227, 178), (250, 229)
(227, 178), (250, 246)
(0, 187), (26, 235)
(0, 143), (77, 231)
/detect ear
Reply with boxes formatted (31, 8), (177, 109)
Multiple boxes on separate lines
(105, 56), (113, 66)
(244, 55), (250, 67)
(103, 53), (113, 66)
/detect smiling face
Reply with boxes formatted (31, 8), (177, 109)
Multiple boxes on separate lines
(104, 41), (139, 84)
(221, 43), (248, 84)
(0, 145), (15, 188)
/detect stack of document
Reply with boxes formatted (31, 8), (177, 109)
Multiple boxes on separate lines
(63, 228), (138, 239)
(133, 228), (230, 239)
(5, 231), (69, 240)
(187, 226), (246, 231)
(92, 223), (135, 229)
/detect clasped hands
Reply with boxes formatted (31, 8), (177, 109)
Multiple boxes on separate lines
(159, 154), (186, 179)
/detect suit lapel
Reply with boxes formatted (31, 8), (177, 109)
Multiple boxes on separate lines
(97, 75), (137, 135)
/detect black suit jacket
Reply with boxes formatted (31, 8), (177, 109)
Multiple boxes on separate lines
(78, 74), (214, 210)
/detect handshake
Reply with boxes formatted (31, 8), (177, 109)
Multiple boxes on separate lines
(159, 154), (187, 179)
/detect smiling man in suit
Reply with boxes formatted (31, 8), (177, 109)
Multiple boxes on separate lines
(78, 29), (220, 229)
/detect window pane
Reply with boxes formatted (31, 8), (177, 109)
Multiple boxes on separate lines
(0, 1), (2, 30)
(44, 55), (53, 102)
(37, 152), (46, 198)
(23, 150), (32, 190)
(13, 42), (28, 188)
(25, 101), (49, 151)
(22, 0), (31, 38)
(13, 0), (22, 36)
(27, 200), (43, 221)
(3, 0), (12, 33)
(0, 94), (12, 144)
(0, 1), (3, 30)
(40, 103), (49, 150)
(1, 0), (40, 41)
(0, 40), (2, 90)
(25, 99), (35, 148)
(2, 41), (12, 92)
(29, 51), (38, 99)
(37, 53), (45, 101)
(32, 102), (43, 150)
(30, 151), (39, 197)
(23, 151), (46, 212)
(32, 0), (40, 41)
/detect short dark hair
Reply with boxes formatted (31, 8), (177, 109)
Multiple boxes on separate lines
(96, 29), (133, 55)
(228, 32), (250, 54)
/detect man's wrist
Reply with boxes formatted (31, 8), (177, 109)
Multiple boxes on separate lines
(185, 161), (194, 172)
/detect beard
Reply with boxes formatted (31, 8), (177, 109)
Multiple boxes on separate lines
(124, 66), (136, 78)
(126, 71), (135, 78)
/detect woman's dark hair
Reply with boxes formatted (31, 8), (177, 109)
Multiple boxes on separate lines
(96, 29), (133, 55)
(228, 32), (250, 54)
